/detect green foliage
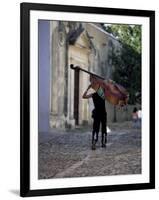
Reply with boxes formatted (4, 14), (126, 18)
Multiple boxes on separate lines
(102, 24), (141, 104)
(104, 25), (141, 54)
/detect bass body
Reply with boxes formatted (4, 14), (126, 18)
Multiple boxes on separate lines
(70, 64), (129, 106)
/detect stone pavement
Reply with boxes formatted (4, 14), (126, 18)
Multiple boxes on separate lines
(38, 122), (141, 179)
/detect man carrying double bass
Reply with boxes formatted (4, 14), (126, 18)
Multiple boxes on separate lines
(71, 64), (128, 150)
(82, 75), (107, 150)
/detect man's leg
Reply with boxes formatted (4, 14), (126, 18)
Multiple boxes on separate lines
(95, 132), (99, 143)
(101, 113), (107, 148)
(101, 133), (106, 147)
(92, 117), (100, 150)
(92, 131), (96, 150)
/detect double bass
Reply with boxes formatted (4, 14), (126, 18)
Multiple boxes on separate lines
(70, 64), (129, 107)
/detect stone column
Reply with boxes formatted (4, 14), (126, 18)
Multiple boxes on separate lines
(50, 22), (67, 128)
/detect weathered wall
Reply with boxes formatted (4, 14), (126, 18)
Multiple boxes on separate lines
(50, 21), (68, 128)
(105, 102), (137, 123)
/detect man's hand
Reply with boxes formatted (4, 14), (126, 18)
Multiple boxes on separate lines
(82, 84), (94, 99)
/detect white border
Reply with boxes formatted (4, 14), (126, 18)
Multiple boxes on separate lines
(30, 11), (150, 190)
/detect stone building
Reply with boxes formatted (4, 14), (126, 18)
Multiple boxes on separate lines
(38, 20), (132, 132)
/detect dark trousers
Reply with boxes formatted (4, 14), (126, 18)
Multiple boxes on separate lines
(92, 112), (107, 146)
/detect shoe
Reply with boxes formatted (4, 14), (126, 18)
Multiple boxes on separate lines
(101, 143), (106, 148)
(92, 144), (96, 150)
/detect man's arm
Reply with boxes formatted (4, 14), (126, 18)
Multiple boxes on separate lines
(82, 85), (94, 99)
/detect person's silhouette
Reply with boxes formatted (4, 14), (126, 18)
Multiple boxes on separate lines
(82, 76), (107, 150)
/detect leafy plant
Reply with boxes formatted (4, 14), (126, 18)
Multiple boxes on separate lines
(102, 24), (141, 104)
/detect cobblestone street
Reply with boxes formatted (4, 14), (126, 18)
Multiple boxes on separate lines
(38, 122), (141, 179)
